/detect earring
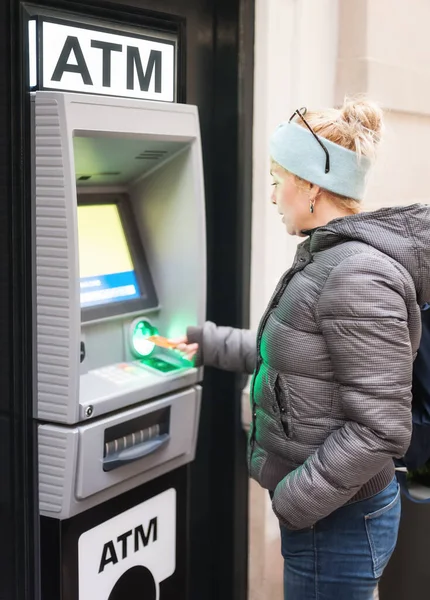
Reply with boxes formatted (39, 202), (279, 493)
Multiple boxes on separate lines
(310, 200), (315, 214)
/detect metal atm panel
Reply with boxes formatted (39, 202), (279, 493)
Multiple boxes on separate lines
(33, 91), (206, 518)
(34, 91), (205, 425)
(39, 386), (201, 519)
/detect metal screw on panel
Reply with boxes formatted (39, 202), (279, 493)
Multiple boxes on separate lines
(85, 406), (94, 418)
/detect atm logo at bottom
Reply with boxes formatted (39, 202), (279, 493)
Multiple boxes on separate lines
(79, 489), (176, 600)
(99, 517), (157, 573)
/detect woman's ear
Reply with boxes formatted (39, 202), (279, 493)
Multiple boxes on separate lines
(309, 184), (321, 201)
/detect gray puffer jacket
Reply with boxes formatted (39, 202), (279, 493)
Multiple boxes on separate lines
(188, 205), (430, 530)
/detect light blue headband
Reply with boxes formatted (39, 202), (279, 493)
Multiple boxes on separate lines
(270, 121), (372, 201)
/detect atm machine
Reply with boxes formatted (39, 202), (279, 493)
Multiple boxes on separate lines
(33, 91), (205, 599)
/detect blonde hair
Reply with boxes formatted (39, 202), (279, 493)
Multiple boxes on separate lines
(280, 96), (384, 214)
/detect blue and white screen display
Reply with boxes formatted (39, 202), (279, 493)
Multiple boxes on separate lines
(78, 204), (141, 308)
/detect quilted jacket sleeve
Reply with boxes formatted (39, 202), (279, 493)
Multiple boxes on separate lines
(187, 321), (257, 375)
(272, 253), (414, 530)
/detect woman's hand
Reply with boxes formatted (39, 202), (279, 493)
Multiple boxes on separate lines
(170, 336), (199, 362)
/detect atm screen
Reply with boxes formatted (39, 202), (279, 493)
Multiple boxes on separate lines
(78, 203), (141, 308)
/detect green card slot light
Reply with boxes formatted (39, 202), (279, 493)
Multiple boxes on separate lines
(130, 319), (159, 358)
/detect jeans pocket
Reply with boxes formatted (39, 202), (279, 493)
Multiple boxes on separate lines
(364, 484), (401, 579)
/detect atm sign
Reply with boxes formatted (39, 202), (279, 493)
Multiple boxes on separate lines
(78, 489), (176, 599)
(31, 19), (176, 102)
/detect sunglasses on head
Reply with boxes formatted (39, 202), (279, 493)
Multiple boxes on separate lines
(289, 107), (330, 174)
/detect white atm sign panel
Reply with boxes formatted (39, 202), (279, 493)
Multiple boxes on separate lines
(78, 488), (176, 599)
(38, 20), (176, 102)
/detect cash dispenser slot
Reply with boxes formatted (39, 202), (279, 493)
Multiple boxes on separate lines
(65, 386), (201, 509)
(103, 408), (170, 471)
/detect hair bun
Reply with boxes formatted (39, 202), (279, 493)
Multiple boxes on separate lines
(340, 97), (383, 137)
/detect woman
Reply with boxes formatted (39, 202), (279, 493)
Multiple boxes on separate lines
(175, 98), (430, 599)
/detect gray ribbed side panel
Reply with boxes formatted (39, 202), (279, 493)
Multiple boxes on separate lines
(38, 427), (67, 513)
(35, 95), (78, 423)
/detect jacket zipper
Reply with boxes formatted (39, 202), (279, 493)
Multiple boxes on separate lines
(249, 256), (305, 464)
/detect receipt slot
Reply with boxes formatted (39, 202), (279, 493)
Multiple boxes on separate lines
(33, 91), (205, 599)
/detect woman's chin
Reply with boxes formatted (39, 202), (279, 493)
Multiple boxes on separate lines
(283, 220), (296, 236)
(285, 221), (306, 238)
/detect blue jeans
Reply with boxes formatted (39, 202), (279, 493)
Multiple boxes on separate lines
(279, 477), (401, 600)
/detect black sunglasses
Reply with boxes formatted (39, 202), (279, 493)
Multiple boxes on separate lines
(289, 107), (330, 174)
